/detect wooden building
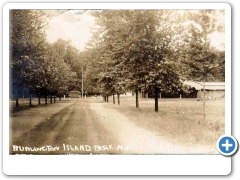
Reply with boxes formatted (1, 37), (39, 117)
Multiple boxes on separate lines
(183, 81), (225, 100)
(69, 91), (80, 98)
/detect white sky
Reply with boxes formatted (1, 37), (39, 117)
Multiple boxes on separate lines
(45, 10), (225, 51)
(45, 10), (95, 51)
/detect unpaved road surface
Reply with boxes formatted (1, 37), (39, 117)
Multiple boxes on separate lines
(10, 99), (217, 155)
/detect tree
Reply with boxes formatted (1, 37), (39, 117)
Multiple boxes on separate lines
(79, 47), (103, 97)
(85, 11), (128, 102)
(182, 10), (225, 119)
(44, 39), (78, 102)
(89, 10), (186, 111)
(135, 10), (185, 112)
(10, 10), (47, 107)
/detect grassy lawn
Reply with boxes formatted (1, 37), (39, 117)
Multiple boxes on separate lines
(104, 98), (225, 147)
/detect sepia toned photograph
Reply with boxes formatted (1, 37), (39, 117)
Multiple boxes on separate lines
(9, 8), (225, 155)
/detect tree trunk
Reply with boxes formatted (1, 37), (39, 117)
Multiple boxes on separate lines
(203, 77), (206, 120)
(135, 89), (139, 108)
(113, 94), (115, 104)
(30, 95), (32, 107)
(59, 97), (61, 101)
(154, 87), (159, 112)
(16, 97), (19, 108)
(117, 93), (120, 105)
(50, 95), (52, 103)
(45, 95), (47, 104)
(54, 95), (56, 103)
(106, 96), (108, 102)
(38, 96), (41, 105)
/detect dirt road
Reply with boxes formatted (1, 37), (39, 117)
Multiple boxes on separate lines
(9, 99), (217, 155)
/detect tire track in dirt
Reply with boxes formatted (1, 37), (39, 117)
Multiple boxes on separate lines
(10, 99), (123, 155)
(83, 101), (122, 154)
(10, 102), (77, 154)
(52, 100), (89, 153)
(54, 100), (122, 154)
(9, 101), (75, 147)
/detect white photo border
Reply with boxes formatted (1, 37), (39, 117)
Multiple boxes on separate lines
(3, 2), (231, 175)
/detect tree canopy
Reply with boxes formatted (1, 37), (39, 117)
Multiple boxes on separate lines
(10, 9), (225, 111)
(85, 10), (197, 111)
(10, 10), (82, 106)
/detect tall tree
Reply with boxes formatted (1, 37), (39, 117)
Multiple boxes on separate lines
(44, 39), (78, 102)
(138, 10), (185, 112)
(89, 10), (186, 111)
(86, 10), (129, 101)
(10, 10), (47, 107)
(182, 10), (225, 119)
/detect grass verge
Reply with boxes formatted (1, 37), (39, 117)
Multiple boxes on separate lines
(104, 98), (225, 147)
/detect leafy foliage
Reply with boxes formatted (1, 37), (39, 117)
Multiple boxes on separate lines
(10, 10), (80, 106)
(10, 10), (47, 100)
(181, 10), (225, 82)
(86, 10), (188, 110)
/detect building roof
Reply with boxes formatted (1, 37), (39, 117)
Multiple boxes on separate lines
(183, 81), (225, 90)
